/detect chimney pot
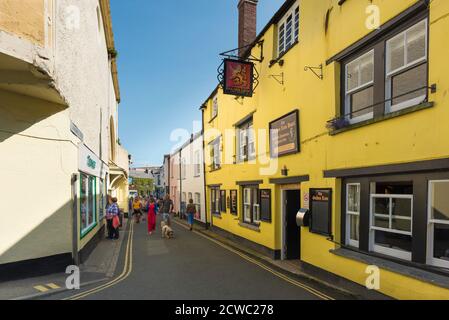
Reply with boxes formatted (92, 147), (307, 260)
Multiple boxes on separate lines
(238, 0), (258, 57)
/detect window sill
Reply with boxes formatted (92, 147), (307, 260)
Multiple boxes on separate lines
(329, 102), (434, 136)
(238, 221), (261, 232)
(330, 247), (449, 290)
(209, 167), (221, 173)
(212, 213), (222, 219)
(269, 41), (299, 68)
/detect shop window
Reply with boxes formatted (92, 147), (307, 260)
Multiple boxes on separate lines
(237, 120), (255, 162)
(80, 173), (97, 237)
(369, 182), (413, 261)
(220, 190), (227, 213)
(211, 188), (220, 215)
(427, 181), (449, 268)
(277, 1), (300, 57)
(346, 183), (360, 247)
(243, 186), (260, 225)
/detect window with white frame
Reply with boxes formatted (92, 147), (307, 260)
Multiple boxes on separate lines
(80, 173), (97, 237)
(194, 192), (201, 218)
(210, 137), (221, 170)
(427, 181), (449, 268)
(194, 150), (201, 176)
(346, 183), (360, 247)
(385, 19), (428, 113)
(277, 2), (300, 57)
(243, 186), (260, 224)
(344, 50), (375, 123)
(211, 95), (218, 119)
(370, 182), (413, 261)
(237, 120), (255, 162)
(211, 188), (220, 215)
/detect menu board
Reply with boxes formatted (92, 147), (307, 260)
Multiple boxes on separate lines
(310, 189), (332, 236)
(230, 190), (238, 215)
(260, 189), (272, 222)
(269, 110), (300, 157)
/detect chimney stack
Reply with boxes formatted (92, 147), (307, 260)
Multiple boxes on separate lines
(238, 0), (258, 57)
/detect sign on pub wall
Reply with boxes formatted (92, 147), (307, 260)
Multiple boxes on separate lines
(223, 59), (254, 97)
(269, 110), (300, 158)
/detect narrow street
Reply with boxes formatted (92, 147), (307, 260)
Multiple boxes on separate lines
(49, 217), (341, 300)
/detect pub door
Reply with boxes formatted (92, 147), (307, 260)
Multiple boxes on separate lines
(284, 190), (301, 260)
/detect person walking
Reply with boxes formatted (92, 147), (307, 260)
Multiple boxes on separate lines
(161, 194), (173, 225)
(133, 196), (142, 223)
(105, 195), (114, 239)
(186, 199), (197, 231)
(147, 198), (157, 235)
(106, 197), (120, 240)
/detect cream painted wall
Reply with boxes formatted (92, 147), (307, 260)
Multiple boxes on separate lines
(180, 135), (206, 223)
(0, 0), (122, 265)
(0, 89), (77, 264)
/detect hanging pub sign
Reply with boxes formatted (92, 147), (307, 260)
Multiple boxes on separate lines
(269, 110), (300, 158)
(223, 59), (254, 97)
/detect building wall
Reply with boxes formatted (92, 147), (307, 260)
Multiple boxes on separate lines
(170, 151), (180, 213)
(0, 0), (121, 265)
(203, 0), (449, 299)
(180, 135), (206, 223)
(0, 89), (75, 265)
(0, 0), (47, 46)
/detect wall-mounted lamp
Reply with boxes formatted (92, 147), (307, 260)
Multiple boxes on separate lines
(281, 165), (289, 177)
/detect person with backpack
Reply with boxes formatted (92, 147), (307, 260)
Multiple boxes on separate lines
(186, 199), (197, 231)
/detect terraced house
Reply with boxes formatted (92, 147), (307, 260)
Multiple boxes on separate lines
(202, 0), (449, 299)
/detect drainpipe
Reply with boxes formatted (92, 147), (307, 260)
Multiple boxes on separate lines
(71, 173), (79, 266)
(201, 106), (208, 229)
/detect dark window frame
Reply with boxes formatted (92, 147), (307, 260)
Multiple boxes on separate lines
(339, 10), (429, 122)
(341, 171), (449, 271)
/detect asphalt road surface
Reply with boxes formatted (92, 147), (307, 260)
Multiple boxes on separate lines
(49, 216), (342, 300)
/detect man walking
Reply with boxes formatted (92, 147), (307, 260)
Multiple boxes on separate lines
(161, 194), (173, 225)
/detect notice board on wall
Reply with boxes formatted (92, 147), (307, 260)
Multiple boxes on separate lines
(260, 189), (272, 222)
(310, 189), (332, 236)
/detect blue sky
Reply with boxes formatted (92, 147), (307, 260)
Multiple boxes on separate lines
(111, 0), (285, 166)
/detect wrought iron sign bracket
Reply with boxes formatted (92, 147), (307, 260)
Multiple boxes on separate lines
(269, 72), (284, 86)
(219, 40), (264, 63)
(304, 64), (323, 80)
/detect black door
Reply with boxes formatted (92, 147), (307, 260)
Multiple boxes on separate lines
(285, 190), (301, 260)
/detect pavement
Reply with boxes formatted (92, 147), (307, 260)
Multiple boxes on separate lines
(0, 219), (128, 300)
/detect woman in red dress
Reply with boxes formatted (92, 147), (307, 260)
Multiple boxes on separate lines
(147, 198), (157, 235)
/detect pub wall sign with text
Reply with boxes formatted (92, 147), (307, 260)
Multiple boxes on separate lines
(269, 110), (300, 158)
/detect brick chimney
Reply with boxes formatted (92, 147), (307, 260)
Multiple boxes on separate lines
(238, 0), (258, 57)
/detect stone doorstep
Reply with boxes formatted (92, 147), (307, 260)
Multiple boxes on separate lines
(173, 217), (381, 300)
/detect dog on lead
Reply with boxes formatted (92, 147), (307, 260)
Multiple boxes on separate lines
(161, 220), (174, 239)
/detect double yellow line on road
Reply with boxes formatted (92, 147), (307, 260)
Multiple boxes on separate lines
(173, 220), (335, 301)
(64, 221), (135, 300)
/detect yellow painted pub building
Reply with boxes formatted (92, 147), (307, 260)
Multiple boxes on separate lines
(202, 0), (449, 299)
